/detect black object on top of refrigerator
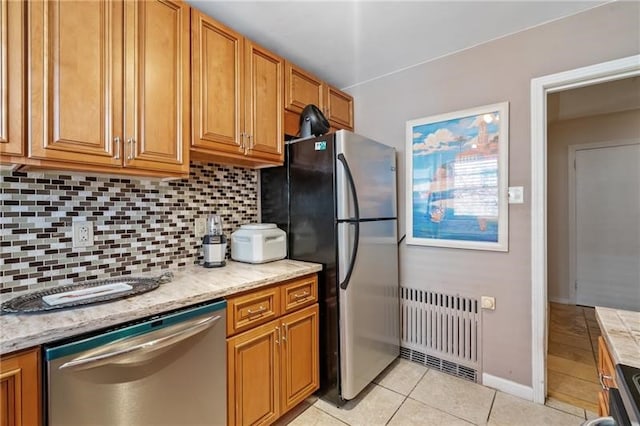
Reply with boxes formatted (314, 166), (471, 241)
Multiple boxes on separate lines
(261, 130), (399, 406)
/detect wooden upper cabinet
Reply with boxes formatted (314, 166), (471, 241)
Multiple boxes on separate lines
(284, 62), (323, 115)
(0, 0), (26, 158)
(191, 9), (283, 167)
(244, 40), (283, 163)
(27, 0), (122, 166)
(24, 0), (189, 176)
(191, 9), (243, 156)
(326, 85), (354, 130)
(284, 61), (354, 134)
(123, 0), (190, 174)
(0, 348), (41, 426)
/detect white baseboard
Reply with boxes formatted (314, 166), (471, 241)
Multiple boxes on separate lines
(548, 296), (571, 305)
(482, 373), (534, 401)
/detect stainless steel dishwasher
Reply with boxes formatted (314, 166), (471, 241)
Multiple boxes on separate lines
(45, 299), (227, 426)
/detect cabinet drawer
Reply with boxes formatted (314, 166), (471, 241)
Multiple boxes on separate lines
(281, 275), (318, 315)
(227, 287), (281, 336)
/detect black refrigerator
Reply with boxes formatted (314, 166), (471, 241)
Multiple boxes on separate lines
(261, 130), (399, 405)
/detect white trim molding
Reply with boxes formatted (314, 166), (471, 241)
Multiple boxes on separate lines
(482, 373), (534, 401)
(530, 54), (640, 404)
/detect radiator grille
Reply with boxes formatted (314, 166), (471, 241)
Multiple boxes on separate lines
(400, 287), (481, 382)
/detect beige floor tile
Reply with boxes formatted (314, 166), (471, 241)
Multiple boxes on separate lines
(286, 406), (347, 426)
(585, 410), (599, 420)
(409, 370), (495, 425)
(545, 396), (586, 418)
(275, 402), (313, 426)
(373, 358), (427, 396)
(489, 392), (584, 426)
(547, 354), (598, 383)
(314, 384), (405, 426)
(387, 398), (472, 426)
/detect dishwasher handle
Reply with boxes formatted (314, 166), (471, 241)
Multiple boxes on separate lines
(59, 314), (222, 371)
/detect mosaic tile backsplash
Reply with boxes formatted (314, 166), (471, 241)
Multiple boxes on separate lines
(0, 163), (258, 293)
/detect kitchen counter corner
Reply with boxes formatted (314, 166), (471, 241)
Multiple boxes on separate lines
(595, 306), (640, 369)
(0, 259), (322, 355)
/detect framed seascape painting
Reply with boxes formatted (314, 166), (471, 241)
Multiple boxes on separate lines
(405, 102), (509, 251)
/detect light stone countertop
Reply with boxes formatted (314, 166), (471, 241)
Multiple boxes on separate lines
(0, 259), (322, 355)
(595, 306), (640, 369)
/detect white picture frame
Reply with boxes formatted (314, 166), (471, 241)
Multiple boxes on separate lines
(405, 102), (509, 251)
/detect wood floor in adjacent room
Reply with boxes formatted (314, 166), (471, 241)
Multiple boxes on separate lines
(547, 302), (602, 413)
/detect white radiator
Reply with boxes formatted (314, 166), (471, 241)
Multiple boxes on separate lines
(400, 286), (481, 382)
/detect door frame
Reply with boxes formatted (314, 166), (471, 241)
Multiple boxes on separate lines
(530, 54), (640, 404)
(568, 139), (640, 305)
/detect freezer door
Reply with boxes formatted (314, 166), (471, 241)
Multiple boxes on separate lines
(335, 131), (397, 221)
(338, 219), (399, 400)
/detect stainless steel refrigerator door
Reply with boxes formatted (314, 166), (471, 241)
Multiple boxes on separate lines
(335, 130), (397, 221)
(338, 219), (399, 400)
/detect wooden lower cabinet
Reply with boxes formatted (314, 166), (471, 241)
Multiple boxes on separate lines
(0, 347), (41, 426)
(597, 336), (617, 416)
(227, 303), (319, 426)
(280, 305), (319, 414)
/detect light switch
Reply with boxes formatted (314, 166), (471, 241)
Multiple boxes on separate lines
(508, 186), (524, 204)
(481, 296), (496, 310)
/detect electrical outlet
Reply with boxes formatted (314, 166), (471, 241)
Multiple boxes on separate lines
(72, 221), (94, 247)
(194, 217), (206, 238)
(481, 296), (496, 310)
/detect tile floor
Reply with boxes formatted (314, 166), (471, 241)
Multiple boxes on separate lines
(547, 302), (602, 412)
(277, 358), (597, 426)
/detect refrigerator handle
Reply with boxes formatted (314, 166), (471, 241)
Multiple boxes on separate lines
(337, 153), (360, 290)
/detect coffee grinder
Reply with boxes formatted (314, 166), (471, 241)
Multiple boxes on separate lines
(202, 214), (227, 268)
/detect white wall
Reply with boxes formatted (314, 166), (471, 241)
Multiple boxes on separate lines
(547, 109), (640, 303)
(347, 2), (640, 387)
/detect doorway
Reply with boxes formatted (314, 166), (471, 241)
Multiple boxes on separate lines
(545, 83), (640, 412)
(530, 54), (640, 405)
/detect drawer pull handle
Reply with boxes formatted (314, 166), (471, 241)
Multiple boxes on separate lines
(292, 291), (309, 300)
(247, 305), (267, 315)
(599, 372), (613, 390)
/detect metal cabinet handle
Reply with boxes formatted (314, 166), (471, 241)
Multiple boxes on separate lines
(247, 305), (266, 315)
(275, 326), (280, 344)
(292, 291), (309, 300)
(282, 323), (287, 343)
(59, 314), (222, 371)
(598, 372), (613, 390)
(113, 137), (121, 160)
(127, 138), (136, 160)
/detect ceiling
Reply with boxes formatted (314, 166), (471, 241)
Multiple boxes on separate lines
(186, 1), (606, 90)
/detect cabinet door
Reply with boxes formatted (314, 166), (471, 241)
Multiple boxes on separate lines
(0, 0), (25, 157)
(0, 348), (40, 426)
(27, 0), (122, 166)
(228, 320), (280, 426)
(124, 0), (189, 174)
(244, 41), (283, 163)
(280, 304), (319, 414)
(597, 336), (616, 416)
(326, 85), (354, 130)
(191, 9), (244, 156)
(284, 61), (323, 114)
